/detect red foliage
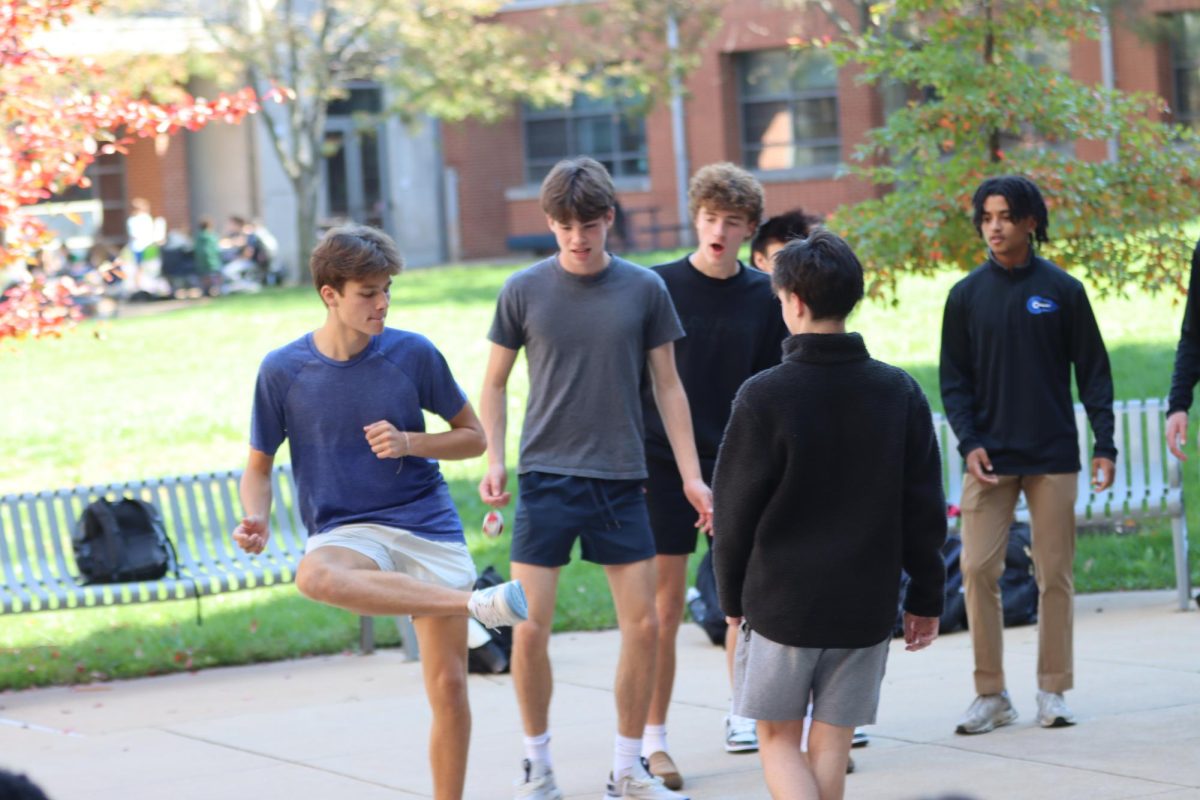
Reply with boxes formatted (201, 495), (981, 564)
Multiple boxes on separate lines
(0, 0), (267, 341)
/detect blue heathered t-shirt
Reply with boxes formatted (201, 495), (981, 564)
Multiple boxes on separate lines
(249, 328), (469, 541)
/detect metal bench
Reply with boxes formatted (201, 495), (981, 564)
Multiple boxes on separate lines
(934, 398), (1192, 611)
(0, 464), (418, 656)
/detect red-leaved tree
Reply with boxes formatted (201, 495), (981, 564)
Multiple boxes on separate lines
(0, 0), (267, 340)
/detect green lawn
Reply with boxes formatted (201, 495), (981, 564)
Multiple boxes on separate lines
(1, 253), (1196, 690)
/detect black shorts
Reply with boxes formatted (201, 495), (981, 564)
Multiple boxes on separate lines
(510, 471), (656, 567)
(644, 457), (714, 556)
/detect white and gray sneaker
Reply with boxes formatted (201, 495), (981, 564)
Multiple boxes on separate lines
(469, 579), (528, 629)
(514, 758), (563, 800)
(1036, 691), (1077, 728)
(603, 758), (690, 799)
(723, 714), (758, 752)
(955, 691), (1019, 735)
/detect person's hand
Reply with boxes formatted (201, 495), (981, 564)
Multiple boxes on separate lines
(965, 447), (999, 485)
(903, 612), (939, 652)
(1167, 411), (1189, 462)
(479, 463), (511, 509)
(363, 420), (411, 459)
(1091, 456), (1116, 491)
(683, 478), (713, 534)
(233, 514), (270, 554)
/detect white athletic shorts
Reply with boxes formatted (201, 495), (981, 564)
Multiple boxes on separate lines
(305, 523), (477, 591)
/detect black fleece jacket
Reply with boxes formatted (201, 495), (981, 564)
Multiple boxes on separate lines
(939, 255), (1116, 473)
(1169, 238), (1200, 416)
(712, 333), (947, 649)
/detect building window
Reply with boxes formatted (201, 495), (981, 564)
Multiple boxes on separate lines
(738, 48), (840, 173)
(522, 93), (648, 184)
(1168, 12), (1200, 129)
(1002, 34), (1072, 154)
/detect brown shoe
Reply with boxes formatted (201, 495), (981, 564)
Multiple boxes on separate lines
(645, 751), (683, 790)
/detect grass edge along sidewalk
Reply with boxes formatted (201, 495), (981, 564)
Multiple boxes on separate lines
(2, 261), (1198, 690)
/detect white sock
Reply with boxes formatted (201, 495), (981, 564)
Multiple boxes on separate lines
(523, 731), (552, 768)
(613, 734), (642, 779)
(642, 724), (668, 757)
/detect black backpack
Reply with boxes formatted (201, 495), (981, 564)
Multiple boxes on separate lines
(73, 498), (174, 584)
(1000, 522), (1038, 627)
(689, 547), (729, 647)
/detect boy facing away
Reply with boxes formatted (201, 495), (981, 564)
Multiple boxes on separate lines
(233, 225), (527, 800)
(479, 156), (709, 800)
(640, 162), (788, 787)
(713, 230), (946, 800)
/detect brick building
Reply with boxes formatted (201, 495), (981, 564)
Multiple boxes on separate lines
(441, 0), (1200, 261)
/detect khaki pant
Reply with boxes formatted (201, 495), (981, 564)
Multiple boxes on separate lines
(959, 473), (1078, 695)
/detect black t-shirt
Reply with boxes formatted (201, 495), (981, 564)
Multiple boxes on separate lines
(939, 256), (1116, 473)
(642, 256), (789, 467)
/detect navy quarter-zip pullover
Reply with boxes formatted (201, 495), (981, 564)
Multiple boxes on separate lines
(939, 254), (1116, 474)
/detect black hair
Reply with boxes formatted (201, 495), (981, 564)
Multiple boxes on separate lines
(971, 176), (1049, 244)
(750, 208), (822, 258)
(0, 770), (52, 800)
(771, 228), (864, 321)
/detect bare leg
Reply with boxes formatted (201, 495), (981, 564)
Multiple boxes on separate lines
(758, 719), (819, 800)
(806, 720), (854, 800)
(605, 558), (660, 738)
(510, 562), (561, 736)
(295, 547), (472, 616)
(647, 553), (688, 726)
(412, 614), (471, 800)
(725, 621), (739, 686)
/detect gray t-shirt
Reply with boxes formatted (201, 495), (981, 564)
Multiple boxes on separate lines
(488, 255), (684, 479)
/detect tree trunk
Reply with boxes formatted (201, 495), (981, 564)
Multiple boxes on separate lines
(983, 0), (1002, 162)
(293, 172), (320, 285)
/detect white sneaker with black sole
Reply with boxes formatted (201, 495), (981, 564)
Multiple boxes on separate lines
(955, 691), (1019, 735)
(1036, 691), (1077, 728)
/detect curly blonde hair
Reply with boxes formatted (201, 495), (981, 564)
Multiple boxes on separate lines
(687, 162), (764, 223)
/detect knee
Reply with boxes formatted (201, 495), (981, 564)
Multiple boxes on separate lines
(428, 665), (470, 710)
(295, 559), (336, 603)
(655, 594), (685, 634)
(960, 555), (1001, 586)
(514, 617), (552, 653)
(623, 609), (659, 648)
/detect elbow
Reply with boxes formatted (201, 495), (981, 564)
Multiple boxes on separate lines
(467, 428), (488, 458)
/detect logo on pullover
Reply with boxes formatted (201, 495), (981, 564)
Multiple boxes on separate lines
(1026, 295), (1059, 315)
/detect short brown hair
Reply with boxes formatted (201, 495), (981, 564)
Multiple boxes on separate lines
(687, 162), (764, 223)
(540, 157), (615, 223)
(311, 224), (403, 300)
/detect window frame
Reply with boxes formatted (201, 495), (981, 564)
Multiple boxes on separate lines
(519, 92), (650, 186)
(735, 47), (842, 178)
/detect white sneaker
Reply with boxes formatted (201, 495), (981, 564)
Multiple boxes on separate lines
(515, 758), (562, 800)
(955, 691), (1019, 735)
(469, 579), (528, 629)
(723, 714), (758, 752)
(603, 758), (690, 799)
(1036, 691), (1077, 728)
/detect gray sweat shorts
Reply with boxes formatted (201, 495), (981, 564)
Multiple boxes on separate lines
(732, 623), (890, 728)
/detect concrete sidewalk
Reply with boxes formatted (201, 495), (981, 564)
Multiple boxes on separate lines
(1, 590), (1196, 800)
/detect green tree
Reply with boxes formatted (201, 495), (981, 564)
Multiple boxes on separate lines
(813, 0), (1200, 296)
(137, 0), (720, 278)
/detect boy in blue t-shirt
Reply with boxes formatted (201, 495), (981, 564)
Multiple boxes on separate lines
(233, 225), (527, 800)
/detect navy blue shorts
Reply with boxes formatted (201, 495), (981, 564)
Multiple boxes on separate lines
(510, 471), (657, 567)
(645, 456), (713, 555)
